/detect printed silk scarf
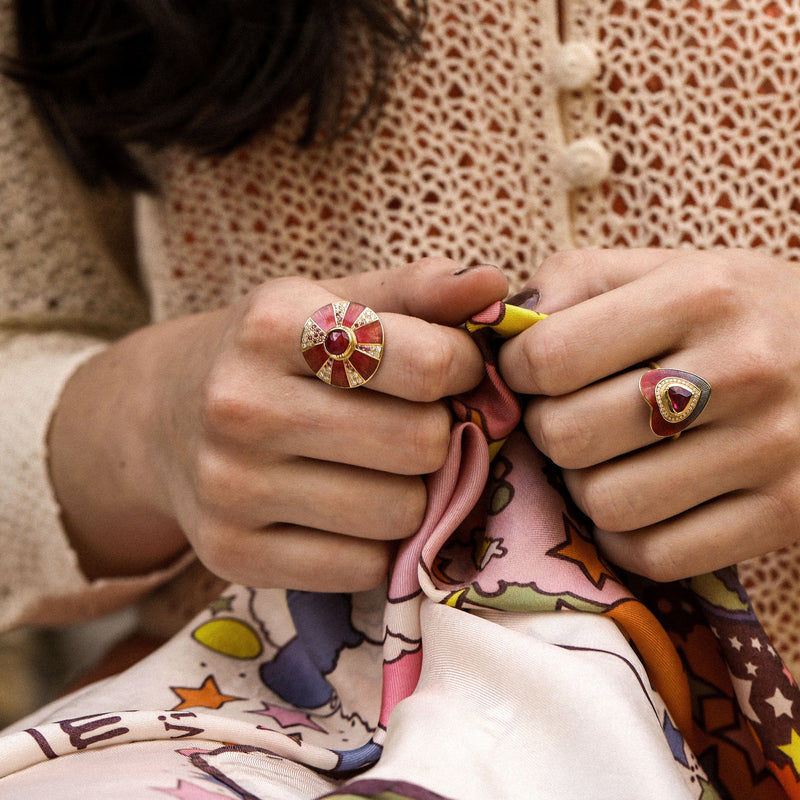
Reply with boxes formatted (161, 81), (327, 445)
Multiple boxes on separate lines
(1, 302), (799, 800)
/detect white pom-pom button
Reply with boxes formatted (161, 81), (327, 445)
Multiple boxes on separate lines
(552, 41), (601, 91)
(559, 137), (612, 189)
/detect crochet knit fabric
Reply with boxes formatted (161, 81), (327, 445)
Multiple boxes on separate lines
(140, 0), (800, 317)
(2, 0), (800, 670)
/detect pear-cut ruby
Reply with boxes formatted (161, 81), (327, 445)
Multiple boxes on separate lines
(667, 385), (692, 413)
(324, 328), (351, 356)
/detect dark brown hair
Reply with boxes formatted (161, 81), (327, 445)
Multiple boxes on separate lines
(5, 1), (425, 187)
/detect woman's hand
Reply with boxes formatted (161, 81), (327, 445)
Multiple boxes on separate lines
(48, 258), (507, 592)
(498, 248), (800, 580)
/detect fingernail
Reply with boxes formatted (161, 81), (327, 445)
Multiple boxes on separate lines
(453, 263), (500, 276)
(507, 287), (540, 309)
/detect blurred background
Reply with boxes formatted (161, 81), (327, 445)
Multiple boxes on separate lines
(0, 608), (136, 729)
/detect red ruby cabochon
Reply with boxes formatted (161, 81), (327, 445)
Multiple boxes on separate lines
(301, 301), (385, 388)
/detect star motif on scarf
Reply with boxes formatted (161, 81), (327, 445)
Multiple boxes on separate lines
(248, 702), (326, 732)
(766, 687), (794, 719)
(662, 713), (689, 767)
(547, 513), (616, 590)
(170, 675), (244, 711)
(208, 595), (236, 616)
(778, 728), (800, 775)
(729, 675), (761, 725)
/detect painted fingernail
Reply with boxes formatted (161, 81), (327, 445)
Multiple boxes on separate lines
(453, 263), (500, 276)
(507, 287), (540, 309)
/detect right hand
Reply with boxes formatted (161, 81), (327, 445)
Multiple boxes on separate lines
(48, 258), (507, 592)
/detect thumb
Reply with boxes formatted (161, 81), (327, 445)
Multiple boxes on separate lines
(320, 257), (509, 326)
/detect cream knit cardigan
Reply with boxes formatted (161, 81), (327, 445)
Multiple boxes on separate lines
(3, 0), (800, 668)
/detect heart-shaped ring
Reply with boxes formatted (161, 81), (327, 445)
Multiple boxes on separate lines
(639, 368), (711, 438)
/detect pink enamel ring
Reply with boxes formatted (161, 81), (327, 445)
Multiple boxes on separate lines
(301, 301), (385, 388)
(639, 368), (711, 438)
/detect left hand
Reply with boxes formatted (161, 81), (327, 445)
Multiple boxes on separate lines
(498, 248), (800, 580)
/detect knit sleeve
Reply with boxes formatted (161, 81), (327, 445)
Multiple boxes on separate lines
(0, 5), (194, 630)
(0, 333), (195, 630)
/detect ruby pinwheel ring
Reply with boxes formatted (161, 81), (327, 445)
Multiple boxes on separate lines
(639, 368), (711, 438)
(301, 301), (385, 388)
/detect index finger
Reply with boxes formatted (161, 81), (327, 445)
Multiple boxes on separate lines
(286, 284), (486, 401)
(529, 248), (681, 315)
(355, 310), (486, 400)
(498, 254), (702, 396)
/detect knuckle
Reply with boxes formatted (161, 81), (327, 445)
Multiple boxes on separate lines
(629, 538), (686, 582)
(192, 447), (276, 521)
(730, 329), (785, 396)
(760, 480), (800, 535)
(404, 257), (440, 291)
(760, 411), (800, 466)
(405, 337), (457, 400)
(529, 402), (592, 468)
(577, 472), (640, 532)
(191, 449), (238, 512)
(199, 369), (255, 439)
(681, 254), (744, 317)
(405, 478), (430, 531)
(292, 540), (394, 593)
(382, 477), (428, 537)
(190, 519), (236, 579)
(523, 324), (573, 395)
(408, 405), (452, 474)
(349, 543), (394, 590)
(537, 248), (593, 280)
(236, 278), (302, 350)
